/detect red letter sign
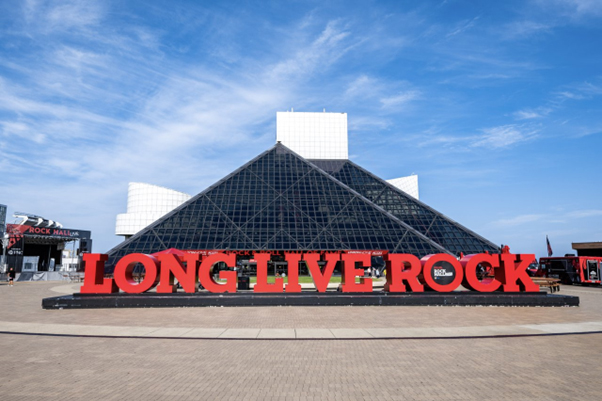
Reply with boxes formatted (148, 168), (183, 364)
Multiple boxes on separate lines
(341, 253), (372, 292)
(80, 253), (117, 294)
(497, 253), (539, 292)
(284, 252), (302, 293)
(421, 254), (463, 292)
(254, 252), (283, 293)
(384, 253), (424, 292)
(198, 252), (237, 293)
(81, 250), (542, 295)
(156, 253), (199, 293)
(305, 253), (339, 292)
(460, 254), (501, 292)
(113, 253), (160, 293)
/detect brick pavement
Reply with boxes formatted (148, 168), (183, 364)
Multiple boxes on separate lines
(2, 333), (601, 400)
(1, 282), (602, 399)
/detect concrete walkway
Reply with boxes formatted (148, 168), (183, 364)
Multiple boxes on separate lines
(2, 319), (602, 339)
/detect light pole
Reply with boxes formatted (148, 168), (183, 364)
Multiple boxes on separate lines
(1, 233), (9, 274)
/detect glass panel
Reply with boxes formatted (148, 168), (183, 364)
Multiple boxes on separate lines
(312, 159), (499, 255)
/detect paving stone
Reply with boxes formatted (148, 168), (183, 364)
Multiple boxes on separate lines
(365, 327), (442, 338)
(142, 327), (195, 337)
(295, 328), (335, 338)
(430, 325), (539, 337)
(330, 328), (373, 338)
(521, 321), (602, 334)
(219, 328), (261, 338)
(49, 284), (79, 294)
(184, 328), (227, 338)
(257, 329), (296, 339)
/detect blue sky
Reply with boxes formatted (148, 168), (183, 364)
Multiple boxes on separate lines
(1, 0), (601, 257)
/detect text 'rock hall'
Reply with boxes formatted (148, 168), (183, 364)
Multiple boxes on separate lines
(105, 111), (499, 270)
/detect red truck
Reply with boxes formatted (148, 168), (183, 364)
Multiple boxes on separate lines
(539, 256), (602, 285)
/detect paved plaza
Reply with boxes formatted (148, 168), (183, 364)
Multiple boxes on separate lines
(1, 282), (602, 400)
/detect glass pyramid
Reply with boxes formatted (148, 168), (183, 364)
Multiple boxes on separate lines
(106, 143), (498, 268)
(106, 144), (452, 268)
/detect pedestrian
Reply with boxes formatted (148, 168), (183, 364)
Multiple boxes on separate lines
(8, 267), (16, 286)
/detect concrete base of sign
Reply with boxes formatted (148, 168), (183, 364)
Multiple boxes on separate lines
(42, 291), (579, 309)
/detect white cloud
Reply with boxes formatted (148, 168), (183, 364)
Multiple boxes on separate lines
(553, 80), (602, 104)
(514, 111), (541, 120)
(344, 75), (419, 109)
(380, 90), (420, 109)
(513, 107), (551, 120)
(557, 91), (586, 100)
(502, 20), (552, 40)
(409, 124), (539, 152)
(344, 75), (379, 98)
(340, 75), (421, 125)
(574, 126), (602, 138)
(535, 0), (602, 18)
(492, 214), (546, 227)
(566, 209), (602, 218)
(348, 115), (391, 131)
(0, 121), (45, 143)
(414, 133), (466, 148)
(446, 16), (480, 38)
(267, 20), (352, 80)
(24, 0), (105, 33)
(493, 209), (602, 228)
(471, 125), (538, 148)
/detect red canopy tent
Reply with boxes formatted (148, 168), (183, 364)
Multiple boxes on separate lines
(150, 248), (187, 257)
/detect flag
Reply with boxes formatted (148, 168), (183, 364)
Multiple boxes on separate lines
(546, 235), (553, 257)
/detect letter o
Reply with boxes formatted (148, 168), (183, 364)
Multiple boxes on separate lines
(421, 254), (463, 292)
(114, 253), (159, 293)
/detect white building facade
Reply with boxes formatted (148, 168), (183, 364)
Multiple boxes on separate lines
(115, 183), (191, 238)
(387, 175), (419, 200)
(276, 111), (348, 159)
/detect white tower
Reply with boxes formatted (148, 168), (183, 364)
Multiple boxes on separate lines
(115, 183), (191, 238)
(276, 111), (348, 159)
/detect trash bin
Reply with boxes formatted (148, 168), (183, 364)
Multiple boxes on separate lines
(238, 276), (250, 290)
